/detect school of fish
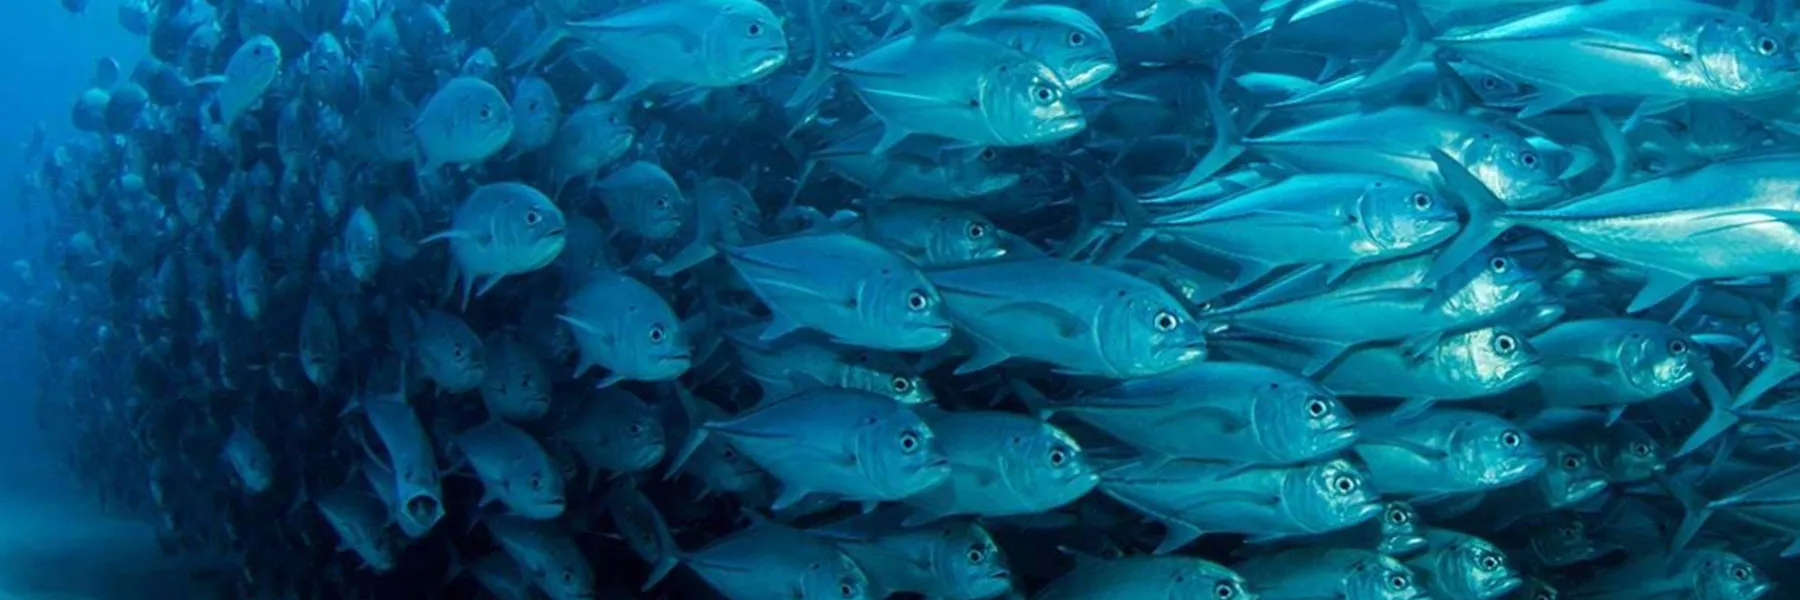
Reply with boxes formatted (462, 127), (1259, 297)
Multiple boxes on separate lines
(22, 0), (1800, 598)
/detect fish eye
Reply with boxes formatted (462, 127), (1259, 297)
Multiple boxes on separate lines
(1306, 398), (1330, 418)
(1479, 555), (1500, 570)
(1410, 192), (1433, 211)
(1758, 36), (1780, 56)
(966, 222), (987, 239)
(906, 290), (930, 311)
(890, 376), (910, 393)
(839, 582), (856, 598)
(747, 21), (765, 37)
(1388, 575), (1409, 590)
(1048, 447), (1067, 466)
(608, 114), (621, 126)
(1488, 257), (1511, 273)
(628, 422), (645, 435)
(524, 209), (542, 225)
(979, 148), (997, 161)
(1332, 474), (1357, 494)
(1214, 583), (1236, 599)
(1031, 84), (1056, 104)
(1153, 310), (1179, 332)
(1667, 338), (1688, 354)
(655, 194), (670, 208)
(1493, 333), (1518, 355)
(1481, 76), (1498, 90)
(1560, 526), (1579, 540)
(967, 546), (986, 563)
(1561, 454), (1582, 470)
(451, 344), (464, 359)
(899, 431), (920, 452)
(1067, 31), (1086, 46)
(479, 104), (493, 119)
(1387, 507), (1408, 524)
(1732, 565), (1752, 581)
(648, 325), (666, 343)
(1501, 430), (1522, 447)
(528, 475), (541, 489)
(1520, 151), (1539, 168)
(561, 570), (573, 583)
(1631, 442), (1652, 457)
(527, 100), (539, 111)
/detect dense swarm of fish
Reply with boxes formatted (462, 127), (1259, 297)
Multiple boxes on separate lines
(29, 0), (1800, 597)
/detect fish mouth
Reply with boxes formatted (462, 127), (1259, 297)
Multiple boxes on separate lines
(1044, 114), (1087, 137)
(1484, 575), (1524, 597)
(546, 227), (565, 237)
(1382, 534), (1429, 557)
(1065, 62), (1118, 93)
(1561, 477), (1608, 507)
(986, 569), (1012, 580)
(1349, 501), (1385, 524)
(1320, 424), (1360, 449)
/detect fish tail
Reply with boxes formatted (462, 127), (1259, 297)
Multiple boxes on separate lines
(662, 384), (708, 481)
(1733, 302), (1798, 409)
(1356, 0), (1437, 93)
(1660, 471), (1714, 556)
(1421, 148), (1516, 284)
(786, 0), (836, 113)
(509, 24), (567, 72)
(1676, 369), (1740, 458)
(1146, 63), (1246, 199)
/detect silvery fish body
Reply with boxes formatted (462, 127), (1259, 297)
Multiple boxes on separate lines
(1039, 361), (1356, 464)
(454, 419), (565, 519)
(1095, 456), (1383, 554)
(1034, 554), (1253, 600)
(724, 231), (953, 352)
(1355, 409), (1547, 497)
(361, 397), (445, 538)
(901, 410), (1098, 521)
(725, 326), (933, 406)
(1233, 546), (1428, 600)
(928, 258), (1208, 378)
(314, 486), (398, 572)
(808, 510), (1012, 600)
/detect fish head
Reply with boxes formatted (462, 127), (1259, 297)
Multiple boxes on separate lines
(1346, 554), (1425, 600)
(1291, 459), (1381, 533)
(1618, 325), (1703, 399)
(1696, 15), (1800, 99)
(1457, 127), (1563, 208)
(1102, 287), (1207, 377)
(797, 553), (870, 600)
(1535, 441), (1607, 509)
(228, 36), (282, 87)
(1254, 373), (1356, 462)
(926, 522), (1011, 599)
(928, 208), (1009, 264)
(706, 2), (790, 85)
(866, 269), (954, 350)
(845, 348), (935, 405)
(1441, 536), (1521, 599)
(443, 78), (515, 151)
(536, 560), (596, 600)
(1450, 326), (1543, 392)
(856, 406), (951, 498)
(1524, 514), (1598, 567)
(1450, 418), (1546, 487)
(603, 407), (668, 472)
(1164, 561), (1254, 600)
(983, 54), (1086, 146)
(512, 78), (561, 128)
(1008, 421), (1099, 501)
(1696, 552), (1770, 600)
(1375, 502), (1428, 558)
(513, 467), (567, 520)
(1442, 248), (1546, 321)
(1598, 426), (1665, 483)
(945, 146), (1026, 198)
(398, 491), (445, 536)
(630, 179), (688, 242)
(1013, 6), (1118, 93)
(1516, 578), (1558, 600)
(1356, 178), (1460, 254)
(495, 186), (569, 270)
(624, 303), (694, 382)
(1447, 61), (1535, 109)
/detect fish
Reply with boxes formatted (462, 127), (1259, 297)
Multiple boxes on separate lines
(506, 76), (562, 160)
(900, 409), (1098, 522)
(1033, 553), (1252, 600)
(360, 394), (447, 539)
(1220, 326), (1544, 417)
(670, 386), (952, 510)
(420, 181), (568, 309)
(545, 102), (634, 197)
(1404, 528), (1522, 600)
(557, 388), (668, 477)
(454, 419), (565, 519)
(1095, 456), (1383, 554)
(485, 516), (597, 600)
(412, 76), (515, 172)
(831, 30), (1086, 153)
(928, 258), (1208, 378)
(1022, 361), (1357, 464)
(724, 326), (935, 405)
(1354, 409), (1548, 497)
(200, 35), (282, 131)
(643, 510), (871, 600)
(807, 510), (1013, 600)
(1233, 546), (1427, 600)
(539, 0), (791, 100)
(480, 335), (554, 422)
(412, 308), (488, 394)
(559, 269), (693, 386)
(313, 486), (398, 572)
(223, 423), (272, 494)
